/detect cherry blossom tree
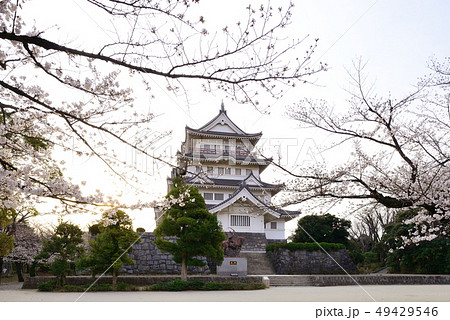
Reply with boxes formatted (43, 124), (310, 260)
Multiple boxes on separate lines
(4, 223), (41, 282)
(0, 0), (325, 212)
(283, 58), (450, 249)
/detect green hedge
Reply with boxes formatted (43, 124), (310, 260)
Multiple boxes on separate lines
(38, 281), (138, 292)
(38, 279), (265, 292)
(266, 242), (346, 252)
(148, 279), (265, 291)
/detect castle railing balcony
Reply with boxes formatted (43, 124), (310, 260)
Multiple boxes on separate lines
(198, 148), (250, 157)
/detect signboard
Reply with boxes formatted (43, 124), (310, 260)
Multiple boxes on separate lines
(217, 257), (247, 276)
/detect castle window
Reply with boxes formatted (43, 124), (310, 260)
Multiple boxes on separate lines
(214, 193), (224, 201)
(270, 222), (277, 229)
(204, 193), (213, 200)
(207, 166), (213, 175)
(230, 215), (250, 227)
(225, 168), (231, 175)
(203, 144), (216, 154)
(218, 167), (224, 175)
(236, 146), (248, 156)
(235, 168), (241, 175)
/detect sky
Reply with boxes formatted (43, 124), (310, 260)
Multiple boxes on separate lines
(19, 0), (450, 234)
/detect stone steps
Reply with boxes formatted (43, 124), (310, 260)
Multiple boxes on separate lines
(235, 232), (268, 252)
(239, 252), (275, 275)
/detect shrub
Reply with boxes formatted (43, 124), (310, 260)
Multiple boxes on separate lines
(202, 282), (223, 290)
(349, 251), (364, 264)
(116, 282), (137, 291)
(37, 280), (57, 292)
(136, 228), (145, 233)
(363, 251), (379, 264)
(150, 279), (189, 291)
(61, 285), (84, 292)
(148, 279), (265, 291)
(241, 282), (266, 290)
(266, 242), (346, 252)
(87, 283), (114, 291)
(387, 238), (450, 274)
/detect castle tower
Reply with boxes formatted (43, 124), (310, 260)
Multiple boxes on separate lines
(156, 104), (299, 248)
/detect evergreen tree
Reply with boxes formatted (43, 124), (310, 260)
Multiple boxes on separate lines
(37, 222), (85, 287)
(79, 209), (140, 287)
(290, 214), (351, 246)
(154, 178), (225, 281)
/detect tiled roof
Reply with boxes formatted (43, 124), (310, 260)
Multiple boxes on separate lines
(183, 172), (282, 194)
(179, 152), (272, 165)
(186, 126), (262, 139)
(208, 184), (300, 219)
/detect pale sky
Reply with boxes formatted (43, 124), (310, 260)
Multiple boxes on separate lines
(20, 0), (450, 234)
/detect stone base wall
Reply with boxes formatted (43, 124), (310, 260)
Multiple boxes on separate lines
(22, 275), (265, 289)
(121, 232), (209, 275)
(267, 248), (358, 274)
(267, 274), (450, 286)
(237, 232), (268, 251)
(267, 239), (287, 245)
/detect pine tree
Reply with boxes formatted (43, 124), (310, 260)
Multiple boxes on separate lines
(154, 178), (225, 281)
(37, 222), (85, 287)
(79, 209), (140, 287)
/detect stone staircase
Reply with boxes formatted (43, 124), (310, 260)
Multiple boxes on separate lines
(236, 232), (268, 252)
(240, 252), (275, 275)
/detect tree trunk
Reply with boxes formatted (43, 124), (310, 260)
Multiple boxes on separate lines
(30, 261), (36, 277)
(180, 256), (188, 281)
(112, 268), (117, 287)
(57, 275), (66, 288)
(15, 262), (24, 282)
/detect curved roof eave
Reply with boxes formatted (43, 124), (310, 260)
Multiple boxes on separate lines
(179, 154), (272, 166)
(208, 185), (281, 218)
(185, 126), (262, 139)
(197, 108), (261, 135)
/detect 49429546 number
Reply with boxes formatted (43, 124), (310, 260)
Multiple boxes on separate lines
(376, 307), (438, 317)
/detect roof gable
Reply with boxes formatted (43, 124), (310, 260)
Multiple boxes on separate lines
(198, 110), (248, 135)
(193, 104), (262, 138)
(209, 186), (280, 219)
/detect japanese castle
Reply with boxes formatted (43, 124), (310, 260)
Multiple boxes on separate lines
(156, 103), (299, 249)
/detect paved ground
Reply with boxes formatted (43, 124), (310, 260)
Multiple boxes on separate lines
(0, 283), (449, 302)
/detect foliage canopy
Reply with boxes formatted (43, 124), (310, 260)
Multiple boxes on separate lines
(290, 214), (351, 246)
